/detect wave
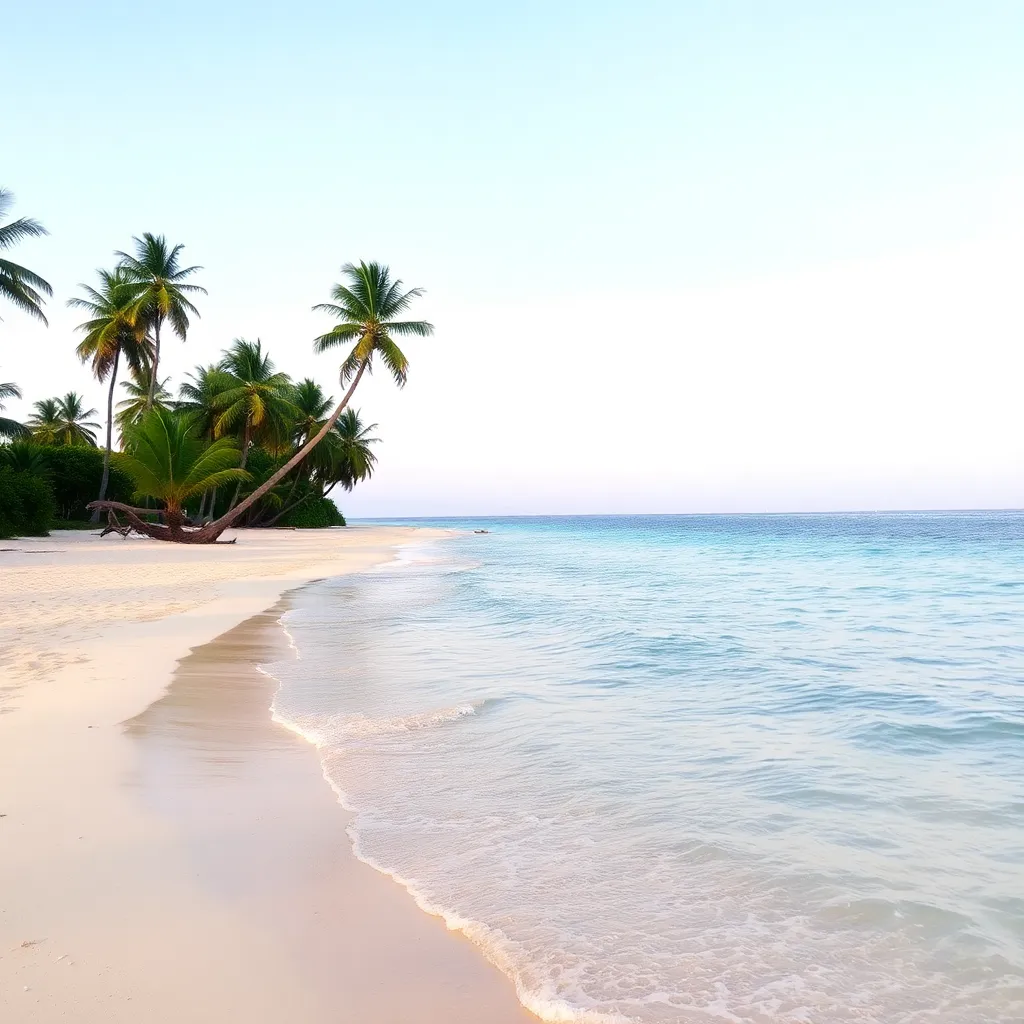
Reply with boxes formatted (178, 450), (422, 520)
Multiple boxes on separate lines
(345, 836), (631, 1024)
(333, 699), (493, 738)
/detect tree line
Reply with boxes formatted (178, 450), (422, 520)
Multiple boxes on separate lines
(0, 188), (432, 542)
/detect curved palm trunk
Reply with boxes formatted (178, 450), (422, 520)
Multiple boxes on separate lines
(86, 501), (234, 543)
(91, 347), (121, 523)
(227, 421), (252, 513)
(195, 359), (368, 542)
(146, 318), (162, 409)
(91, 359), (368, 544)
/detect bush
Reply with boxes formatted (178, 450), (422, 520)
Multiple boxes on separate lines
(40, 445), (134, 521)
(278, 495), (345, 528)
(0, 466), (55, 538)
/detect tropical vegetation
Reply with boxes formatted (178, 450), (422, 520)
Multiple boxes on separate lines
(0, 188), (426, 540)
(0, 189), (52, 324)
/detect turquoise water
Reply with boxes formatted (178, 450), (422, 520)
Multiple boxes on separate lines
(268, 515), (1024, 1023)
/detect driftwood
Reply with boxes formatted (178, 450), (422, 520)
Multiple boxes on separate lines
(99, 509), (133, 539)
(88, 501), (236, 544)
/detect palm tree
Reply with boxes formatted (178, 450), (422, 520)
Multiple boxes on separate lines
(324, 408), (379, 494)
(177, 364), (233, 437)
(29, 393), (100, 446)
(70, 269), (152, 519)
(27, 397), (61, 444)
(290, 378), (334, 446)
(0, 381), (29, 439)
(263, 407), (379, 528)
(0, 189), (52, 324)
(176, 363), (236, 519)
(116, 370), (171, 431)
(116, 234), (205, 409)
(190, 261), (431, 542)
(106, 407), (250, 541)
(0, 440), (48, 475)
(214, 339), (296, 510)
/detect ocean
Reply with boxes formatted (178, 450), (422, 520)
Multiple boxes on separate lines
(265, 514), (1024, 1023)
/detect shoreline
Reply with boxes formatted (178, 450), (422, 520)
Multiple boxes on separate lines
(0, 527), (534, 1022)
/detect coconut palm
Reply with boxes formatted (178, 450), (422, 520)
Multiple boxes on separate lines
(27, 397), (60, 444)
(29, 393), (100, 446)
(116, 234), (205, 409)
(189, 262), (431, 542)
(177, 364), (234, 438)
(324, 408), (379, 494)
(289, 378), (334, 446)
(214, 339), (296, 510)
(70, 269), (153, 518)
(116, 370), (172, 431)
(0, 189), (52, 324)
(106, 407), (250, 541)
(176, 363), (236, 520)
(0, 381), (29, 439)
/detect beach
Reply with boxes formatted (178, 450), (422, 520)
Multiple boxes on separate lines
(0, 527), (534, 1023)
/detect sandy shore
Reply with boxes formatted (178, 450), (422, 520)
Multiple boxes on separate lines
(0, 527), (535, 1022)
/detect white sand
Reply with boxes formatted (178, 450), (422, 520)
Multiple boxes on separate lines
(0, 527), (535, 1022)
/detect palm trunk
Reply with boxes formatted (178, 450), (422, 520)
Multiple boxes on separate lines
(91, 347), (121, 523)
(146, 318), (161, 409)
(196, 359), (369, 542)
(197, 490), (208, 521)
(227, 422), (251, 512)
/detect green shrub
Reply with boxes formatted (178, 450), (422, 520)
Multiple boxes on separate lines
(278, 495), (345, 528)
(40, 445), (134, 521)
(0, 466), (56, 538)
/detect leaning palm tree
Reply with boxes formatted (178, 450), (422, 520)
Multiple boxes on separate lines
(104, 407), (250, 541)
(0, 189), (52, 324)
(116, 370), (171, 431)
(116, 234), (204, 409)
(197, 262), (429, 541)
(91, 261), (431, 542)
(0, 381), (29, 439)
(70, 269), (152, 518)
(29, 393), (100, 446)
(214, 338), (296, 509)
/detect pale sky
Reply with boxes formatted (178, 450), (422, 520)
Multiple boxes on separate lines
(3, 2), (1023, 515)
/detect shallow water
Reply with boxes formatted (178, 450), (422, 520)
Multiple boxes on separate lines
(267, 514), (1024, 1023)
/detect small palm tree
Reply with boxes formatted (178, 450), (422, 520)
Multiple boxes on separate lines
(27, 397), (61, 444)
(0, 440), (49, 475)
(176, 363), (235, 520)
(70, 269), (153, 518)
(177, 364), (234, 438)
(0, 189), (52, 324)
(0, 381), (29, 439)
(29, 393), (100, 446)
(214, 339), (296, 510)
(116, 370), (172, 431)
(116, 234), (205, 409)
(324, 408), (379, 494)
(290, 378), (334, 446)
(196, 261), (431, 542)
(109, 407), (250, 540)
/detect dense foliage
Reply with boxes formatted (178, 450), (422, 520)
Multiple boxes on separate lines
(0, 465), (55, 538)
(1, 202), (427, 540)
(0, 443), (135, 526)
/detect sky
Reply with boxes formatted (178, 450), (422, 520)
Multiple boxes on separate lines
(3, 1), (1024, 515)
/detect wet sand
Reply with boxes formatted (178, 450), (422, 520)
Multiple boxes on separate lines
(0, 528), (534, 1022)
